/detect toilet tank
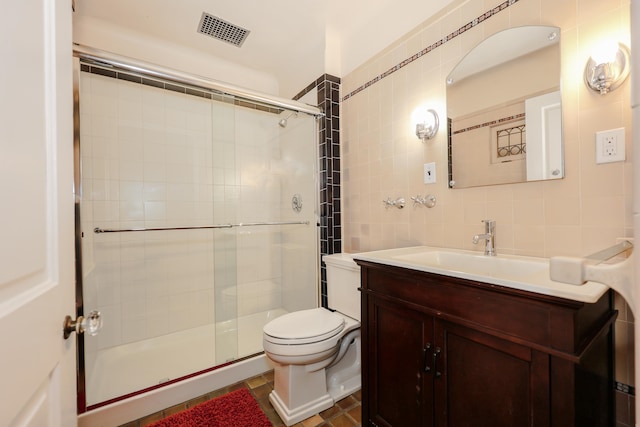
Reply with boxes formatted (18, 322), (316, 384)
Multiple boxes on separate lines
(323, 253), (361, 321)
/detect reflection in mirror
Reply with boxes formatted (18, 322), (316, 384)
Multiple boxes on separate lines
(446, 26), (563, 189)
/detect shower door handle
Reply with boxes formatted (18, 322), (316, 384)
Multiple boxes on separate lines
(63, 310), (103, 339)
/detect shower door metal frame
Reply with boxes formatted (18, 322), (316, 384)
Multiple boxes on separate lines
(74, 44), (323, 117)
(72, 56), (88, 414)
(72, 50), (323, 413)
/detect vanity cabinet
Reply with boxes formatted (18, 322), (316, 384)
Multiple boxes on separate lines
(357, 260), (616, 427)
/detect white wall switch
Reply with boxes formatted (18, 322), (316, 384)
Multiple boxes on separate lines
(595, 127), (625, 164)
(424, 162), (436, 184)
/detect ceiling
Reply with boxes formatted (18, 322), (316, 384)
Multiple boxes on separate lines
(72, 0), (455, 98)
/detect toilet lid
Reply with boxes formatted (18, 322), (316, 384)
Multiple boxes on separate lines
(263, 308), (345, 344)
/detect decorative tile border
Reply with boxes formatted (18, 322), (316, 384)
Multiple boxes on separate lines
(616, 381), (635, 396)
(342, 0), (520, 102)
(452, 113), (526, 134)
(81, 62), (284, 114)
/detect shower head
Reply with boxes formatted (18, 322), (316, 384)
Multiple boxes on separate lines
(278, 112), (297, 128)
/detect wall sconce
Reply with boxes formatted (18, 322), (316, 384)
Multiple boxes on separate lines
(584, 40), (630, 95)
(415, 109), (439, 141)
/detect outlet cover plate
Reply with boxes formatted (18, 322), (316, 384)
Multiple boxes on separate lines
(424, 162), (436, 184)
(596, 127), (625, 164)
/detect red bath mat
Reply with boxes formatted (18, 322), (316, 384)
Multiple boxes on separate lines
(147, 388), (272, 427)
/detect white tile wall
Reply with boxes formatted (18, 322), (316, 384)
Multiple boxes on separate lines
(79, 72), (319, 368)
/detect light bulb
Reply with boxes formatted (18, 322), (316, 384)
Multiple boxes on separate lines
(590, 40), (619, 64)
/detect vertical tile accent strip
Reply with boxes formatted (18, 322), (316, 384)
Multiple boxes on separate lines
(294, 74), (341, 308)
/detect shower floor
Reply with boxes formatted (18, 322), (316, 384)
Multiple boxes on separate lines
(85, 308), (287, 406)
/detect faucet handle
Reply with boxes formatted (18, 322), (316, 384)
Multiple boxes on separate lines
(411, 194), (437, 208)
(482, 219), (495, 231)
(423, 194), (436, 208)
(383, 197), (405, 209)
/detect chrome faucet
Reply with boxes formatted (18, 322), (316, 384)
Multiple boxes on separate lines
(473, 220), (496, 256)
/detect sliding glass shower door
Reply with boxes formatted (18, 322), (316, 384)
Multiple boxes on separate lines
(76, 60), (319, 407)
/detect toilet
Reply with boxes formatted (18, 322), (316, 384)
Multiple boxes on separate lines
(262, 253), (361, 426)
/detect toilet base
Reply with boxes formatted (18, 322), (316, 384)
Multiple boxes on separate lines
(265, 317), (361, 426)
(269, 388), (333, 426)
(269, 363), (333, 426)
(328, 372), (361, 402)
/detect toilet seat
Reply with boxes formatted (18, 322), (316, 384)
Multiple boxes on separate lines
(263, 308), (345, 345)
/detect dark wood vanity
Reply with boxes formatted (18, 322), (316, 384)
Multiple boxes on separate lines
(356, 260), (616, 427)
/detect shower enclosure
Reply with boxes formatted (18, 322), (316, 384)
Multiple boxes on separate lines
(74, 50), (321, 409)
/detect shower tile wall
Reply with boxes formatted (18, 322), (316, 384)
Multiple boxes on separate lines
(226, 107), (283, 320)
(78, 67), (320, 406)
(78, 71), (283, 355)
(80, 71), (214, 351)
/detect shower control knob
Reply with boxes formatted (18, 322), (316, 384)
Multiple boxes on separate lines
(63, 310), (103, 339)
(291, 194), (303, 213)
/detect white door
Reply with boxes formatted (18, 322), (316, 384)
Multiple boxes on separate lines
(525, 90), (563, 181)
(0, 1), (76, 427)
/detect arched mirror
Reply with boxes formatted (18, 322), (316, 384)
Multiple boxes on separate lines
(446, 26), (562, 189)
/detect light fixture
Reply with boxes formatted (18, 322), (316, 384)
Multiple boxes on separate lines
(415, 108), (439, 141)
(584, 40), (630, 95)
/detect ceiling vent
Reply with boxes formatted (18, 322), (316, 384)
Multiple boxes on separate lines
(197, 12), (250, 47)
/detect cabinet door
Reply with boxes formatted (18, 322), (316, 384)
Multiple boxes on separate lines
(434, 321), (550, 427)
(367, 296), (434, 427)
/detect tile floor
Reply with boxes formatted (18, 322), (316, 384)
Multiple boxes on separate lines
(120, 370), (362, 427)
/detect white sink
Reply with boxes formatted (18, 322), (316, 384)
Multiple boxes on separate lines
(353, 246), (609, 303)
(394, 250), (546, 278)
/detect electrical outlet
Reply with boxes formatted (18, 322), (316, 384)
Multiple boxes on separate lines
(424, 162), (436, 184)
(595, 128), (625, 164)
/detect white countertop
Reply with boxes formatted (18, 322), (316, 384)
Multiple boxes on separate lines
(352, 246), (609, 303)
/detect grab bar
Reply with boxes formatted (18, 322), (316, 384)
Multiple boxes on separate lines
(584, 240), (633, 264)
(94, 220), (310, 234)
(549, 239), (634, 311)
